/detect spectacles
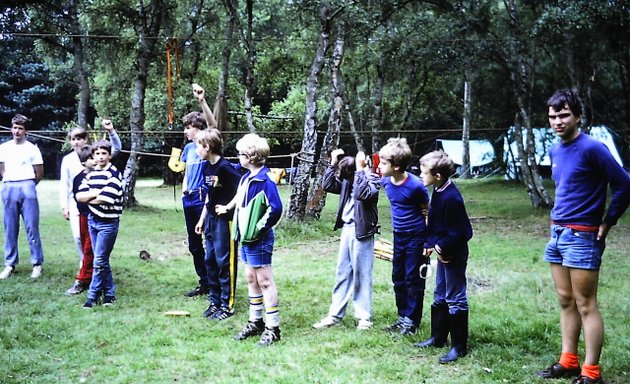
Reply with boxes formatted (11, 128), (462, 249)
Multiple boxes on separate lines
(238, 153), (249, 157)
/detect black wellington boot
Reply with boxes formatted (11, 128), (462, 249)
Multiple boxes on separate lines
(415, 303), (449, 348)
(439, 310), (468, 363)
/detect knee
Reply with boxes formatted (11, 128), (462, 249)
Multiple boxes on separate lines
(557, 291), (577, 310)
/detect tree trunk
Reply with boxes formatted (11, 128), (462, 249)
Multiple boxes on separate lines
(371, 57), (384, 154)
(460, 74), (472, 179)
(122, 0), (163, 207)
(69, 0), (90, 129)
(306, 21), (345, 219)
(286, 5), (333, 221)
(216, 0), (235, 132)
(244, 0), (256, 132)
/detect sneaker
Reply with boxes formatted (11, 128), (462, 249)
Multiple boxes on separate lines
(0, 266), (14, 279)
(536, 363), (581, 379)
(211, 307), (234, 321)
(385, 317), (404, 333)
(65, 281), (88, 296)
(103, 296), (116, 306)
(357, 319), (373, 330)
(312, 316), (341, 329)
(30, 265), (42, 279)
(257, 327), (281, 347)
(184, 285), (209, 297)
(399, 322), (417, 336)
(83, 299), (96, 309)
(203, 303), (219, 318)
(234, 319), (266, 341)
(572, 375), (604, 384)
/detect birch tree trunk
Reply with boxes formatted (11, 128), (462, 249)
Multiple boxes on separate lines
(460, 74), (472, 179)
(306, 21), (345, 219)
(286, 4), (333, 220)
(215, 0), (235, 132)
(122, 0), (163, 207)
(69, 0), (90, 130)
(372, 57), (384, 153)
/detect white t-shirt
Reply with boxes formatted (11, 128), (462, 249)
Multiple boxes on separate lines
(0, 140), (44, 181)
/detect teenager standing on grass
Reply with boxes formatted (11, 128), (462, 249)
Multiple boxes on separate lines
(60, 119), (122, 295)
(76, 140), (123, 308)
(216, 133), (283, 347)
(536, 89), (630, 384)
(0, 114), (44, 280)
(378, 138), (430, 336)
(194, 129), (241, 321)
(312, 148), (380, 331)
(416, 150), (473, 364)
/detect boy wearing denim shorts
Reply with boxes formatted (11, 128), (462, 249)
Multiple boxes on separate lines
(378, 138), (430, 336)
(535, 89), (630, 384)
(215, 134), (283, 347)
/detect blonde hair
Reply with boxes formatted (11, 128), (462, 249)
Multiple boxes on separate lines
(194, 129), (224, 156)
(419, 150), (455, 178)
(236, 133), (270, 166)
(379, 137), (413, 170)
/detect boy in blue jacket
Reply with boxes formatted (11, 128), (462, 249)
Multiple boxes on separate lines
(216, 133), (283, 346)
(416, 150), (473, 364)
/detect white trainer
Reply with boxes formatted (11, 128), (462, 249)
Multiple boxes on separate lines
(0, 266), (14, 279)
(312, 316), (341, 329)
(357, 319), (373, 330)
(30, 265), (42, 279)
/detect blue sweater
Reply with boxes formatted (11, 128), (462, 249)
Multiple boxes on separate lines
(425, 180), (472, 256)
(382, 173), (429, 233)
(550, 133), (630, 227)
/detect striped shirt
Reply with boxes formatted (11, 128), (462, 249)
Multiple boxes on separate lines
(78, 163), (124, 219)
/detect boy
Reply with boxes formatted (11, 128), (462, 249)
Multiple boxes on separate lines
(0, 114), (45, 280)
(416, 150), (473, 364)
(193, 129), (241, 320)
(378, 138), (430, 336)
(180, 111), (210, 297)
(535, 89), (630, 384)
(76, 140), (124, 308)
(215, 133), (283, 346)
(61, 119), (122, 295)
(312, 148), (380, 331)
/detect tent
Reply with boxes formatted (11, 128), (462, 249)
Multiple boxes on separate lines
(504, 126), (624, 180)
(436, 139), (496, 176)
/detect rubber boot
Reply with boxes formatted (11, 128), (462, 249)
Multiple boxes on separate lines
(439, 310), (468, 363)
(415, 303), (449, 348)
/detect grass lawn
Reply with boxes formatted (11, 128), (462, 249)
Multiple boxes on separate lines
(1, 178), (629, 384)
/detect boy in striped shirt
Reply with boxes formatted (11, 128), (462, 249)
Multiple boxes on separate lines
(76, 140), (124, 308)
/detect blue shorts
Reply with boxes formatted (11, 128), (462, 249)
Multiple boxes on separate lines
(241, 230), (274, 268)
(544, 225), (605, 270)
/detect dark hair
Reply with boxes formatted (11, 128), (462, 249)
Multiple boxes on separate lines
(91, 139), (112, 154)
(11, 114), (30, 128)
(547, 89), (582, 117)
(77, 145), (93, 163)
(338, 156), (355, 181)
(182, 111), (207, 130)
(69, 127), (88, 140)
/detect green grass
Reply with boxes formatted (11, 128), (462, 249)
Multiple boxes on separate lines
(1, 178), (629, 383)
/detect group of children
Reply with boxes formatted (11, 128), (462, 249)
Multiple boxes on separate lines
(312, 138), (472, 363)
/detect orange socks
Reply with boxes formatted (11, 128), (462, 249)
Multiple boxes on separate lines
(581, 364), (601, 380)
(559, 352), (580, 369)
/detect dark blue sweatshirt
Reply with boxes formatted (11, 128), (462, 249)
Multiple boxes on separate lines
(425, 180), (473, 256)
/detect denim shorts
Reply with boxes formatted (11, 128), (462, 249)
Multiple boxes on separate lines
(544, 224), (605, 270)
(241, 230), (274, 268)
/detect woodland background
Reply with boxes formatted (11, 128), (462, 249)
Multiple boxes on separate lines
(0, 0), (629, 218)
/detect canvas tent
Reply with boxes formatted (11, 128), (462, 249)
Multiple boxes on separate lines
(436, 139), (496, 176)
(503, 125), (624, 180)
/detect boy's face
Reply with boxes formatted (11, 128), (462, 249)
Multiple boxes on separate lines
(420, 165), (438, 187)
(548, 104), (580, 142)
(83, 157), (96, 171)
(237, 151), (252, 169)
(184, 124), (200, 141)
(11, 123), (26, 143)
(195, 141), (209, 159)
(70, 135), (87, 150)
(92, 148), (112, 169)
(378, 157), (397, 177)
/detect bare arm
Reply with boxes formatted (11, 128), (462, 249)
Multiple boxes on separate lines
(0, 163), (4, 178)
(34, 164), (44, 184)
(192, 83), (218, 129)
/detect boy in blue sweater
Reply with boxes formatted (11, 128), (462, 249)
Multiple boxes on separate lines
(378, 138), (430, 336)
(216, 133), (283, 346)
(535, 89), (630, 384)
(416, 150), (473, 364)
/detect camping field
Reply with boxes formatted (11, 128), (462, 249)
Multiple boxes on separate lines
(1, 178), (629, 384)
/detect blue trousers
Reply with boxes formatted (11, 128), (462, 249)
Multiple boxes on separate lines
(433, 246), (469, 314)
(183, 195), (208, 288)
(2, 180), (44, 266)
(204, 213), (237, 311)
(87, 215), (119, 300)
(392, 231), (428, 325)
